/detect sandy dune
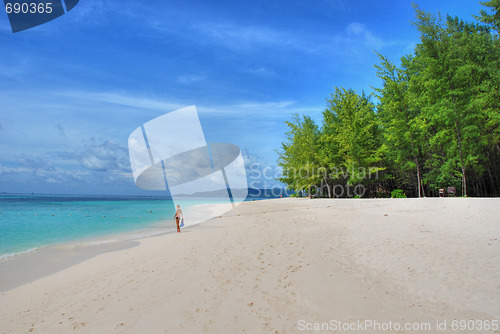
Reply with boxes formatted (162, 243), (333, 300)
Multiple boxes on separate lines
(1, 198), (499, 333)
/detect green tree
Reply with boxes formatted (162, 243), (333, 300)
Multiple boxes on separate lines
(475, 0), (500, 36)
(321, 88), (383, 195)
(374, 53), (428, 197)
(277, 114), (321, 195)
(277, 2), (499, 197)
(409, 5), (499, 196)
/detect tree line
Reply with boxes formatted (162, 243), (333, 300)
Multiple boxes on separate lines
(277, 2), (499, 198)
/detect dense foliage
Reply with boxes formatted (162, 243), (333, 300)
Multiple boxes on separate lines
(277, 2), (499, 197)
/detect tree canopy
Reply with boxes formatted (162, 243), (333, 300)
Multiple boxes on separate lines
(277, 2), (499, 197)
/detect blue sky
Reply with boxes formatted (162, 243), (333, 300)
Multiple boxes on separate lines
(0, 0), (485, 195)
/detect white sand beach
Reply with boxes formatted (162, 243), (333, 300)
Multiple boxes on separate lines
(1, 198), (499, 333)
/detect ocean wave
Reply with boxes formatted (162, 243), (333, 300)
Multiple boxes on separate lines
(0, 247), (39, 260)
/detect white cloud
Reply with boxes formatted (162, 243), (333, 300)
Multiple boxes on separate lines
(0, 56), (31, 81)
(38, 170), (88, 184)
(1, 156), (90, 186)
(66, 0), (114, 24)
(346, 22), (385, 50)
(0, 163), (30, 175)
(325, 0), (351, 11)
(177, 74), (206, 85)
(245, 67), (277, 77)
(17, 155), (56, 172)
(73, 138), (130, 172)
(53, 137), (130, 173)
(142, 8), (392, 57)
(60, 90), (321, 118)
(198, 22), (295, 50)
(63, 91), (183, 111)
(55, 123), (66, 136)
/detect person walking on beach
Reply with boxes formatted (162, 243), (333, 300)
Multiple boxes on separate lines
(174, 205), (183, 233)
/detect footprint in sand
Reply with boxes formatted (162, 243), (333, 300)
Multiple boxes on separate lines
(72, 322), (86, 329)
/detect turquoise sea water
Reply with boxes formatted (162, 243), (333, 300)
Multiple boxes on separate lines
(0, 194), (228, 258)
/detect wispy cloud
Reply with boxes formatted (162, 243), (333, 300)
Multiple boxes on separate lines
(42, 171), (87, 184)
(0, 163), (30, 175)
(0, 56), (31, 81)
(91, 0), (395, 64)
(197, 22), (297, 51)
(65, 0), (116, 24)
(17, 155), (56, 172)
(55, 124), (66, 137)
(57, 137), (130, 173)
(63, 91), (183, 111)
(2, 138), (131, 186)
(346, 22), (385, 50)
(0, 160), (88, 185)
(325, 0), (351, 11)
(177, 74), (206, 85)
(60, 90), (317, 117)
(141, 8), (392, 57)
(245, 67), (277, 77)
(215, 101), (295, 111)
(199, 100), (322, 119)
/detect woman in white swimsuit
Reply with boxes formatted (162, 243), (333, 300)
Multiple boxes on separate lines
(174, 205), (183, 233)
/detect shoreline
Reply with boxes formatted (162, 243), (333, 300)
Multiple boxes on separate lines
(0, 195), (250, 261)
(0, 197), (496, 292)
(1, 197), (499, 333)
(0, 200), (253, 292)
(0, 219), (177, 292)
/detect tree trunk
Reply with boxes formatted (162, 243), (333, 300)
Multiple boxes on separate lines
(456, 120), (467, 197)
(410, 138), (424, 198)
(452, 95), (467, 197)
(414, 155), (426, 198)
(405, 104), (425, 198)
(488, 168), (498, 196)
(324, 175), (332, 198)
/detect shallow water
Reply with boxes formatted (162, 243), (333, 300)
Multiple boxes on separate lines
(0, 194), (230, 258)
